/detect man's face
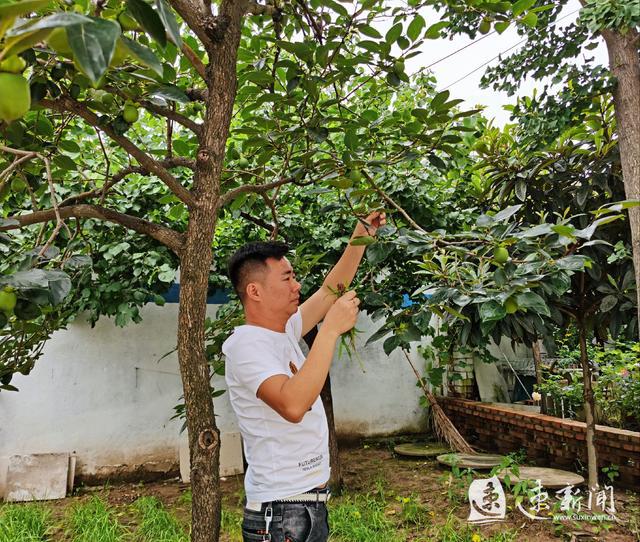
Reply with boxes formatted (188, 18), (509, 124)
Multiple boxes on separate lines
(255, 256), (301, 317)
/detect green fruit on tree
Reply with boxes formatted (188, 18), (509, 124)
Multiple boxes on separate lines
(349, 168), (362, 182)
(505, 298), (519, 314)
(109, 40), (129, 67)
(0, 288), (17, 313)
(47, 28), (72, 56)
(0, 73), (30, 122)
(0, 55), (26, 73)
(10, 177), (27, 192)
(493, 246), (509, 264)
(238, 157), (250, 168)
(122, 103), (139, 123)
(101, 92), (115, 107)
(479, 18), (491, 34)
(393, 60), (405, 74)
(118, 11), (139, 31)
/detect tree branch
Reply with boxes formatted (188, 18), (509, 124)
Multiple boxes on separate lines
(219, 173), (312, 207)
(362, 171), (426, 232)
(2, 204), (185, 255)
(60, 157), (195, 206)
(141, 100), (203, 137)
(245, 1), (277, 16)
(168, 0), (214, 53)
(41, 96), (196, 207)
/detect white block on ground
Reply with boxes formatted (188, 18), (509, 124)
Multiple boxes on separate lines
(4, 453), (69, 502)
(180, 432), (244, 483)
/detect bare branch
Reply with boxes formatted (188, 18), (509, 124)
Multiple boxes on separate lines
(362, 171), (426, 233)
(246, 1), (277, 16)
(39, 155), (73, 257)
(142, 100), (203, 137)
(2, 204), (185, 255)
(175, 38), (207, 80)
(219, 175), (302, 207)
(41, 96), (196, 207)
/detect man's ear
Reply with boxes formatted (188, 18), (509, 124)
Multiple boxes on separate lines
(245, 282), (261, 302)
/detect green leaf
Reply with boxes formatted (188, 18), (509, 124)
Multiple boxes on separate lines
(493, 204), (522, 222)
(0, 0), (50, 18)
(520, 12), (538, 28)
(515, 291), (550, 317)
(385, 22), (403, 44)
(53, 154), (77, 171)
(45, 270), (72, 305)
(2, 28), (52, 58)
(67, 18), (121, 84)
(155, 0), (181, 47)
(407, 14), (425, 41)
(148, 84), (189, 103)
(494, 21), (510, 34)
(512, 0), (536, 16)
(276, 40), (313, 62)
(431, 90), (450, 110)
(358, 24), (382, 39)
(121, 36), (163, 76)
(7, 11), (90, 37)
(350, 235), (376, 246)
(320, 0), (349, 17)
(424, 21), (448, 39)
(479, 300), (506, 322)
(127, 0), (167, 47)
(600, 295), (617, 313)
(555, 255), (590, 271)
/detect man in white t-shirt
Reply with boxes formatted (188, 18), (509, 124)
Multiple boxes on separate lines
(223, 211), (385, 542)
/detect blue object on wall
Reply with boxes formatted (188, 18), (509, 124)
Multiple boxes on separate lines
(161, 284), (231, 304)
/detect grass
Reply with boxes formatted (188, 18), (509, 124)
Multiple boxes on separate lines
(132, 496), (188, 542)
(66, 496), (127, 542)
(329, 494), (403, 542)
(0, 503), (51, 542)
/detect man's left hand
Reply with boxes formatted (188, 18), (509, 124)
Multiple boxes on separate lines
(353, 210), (387, 238)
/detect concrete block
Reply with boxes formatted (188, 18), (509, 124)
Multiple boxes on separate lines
(179, 432), (244, 483)
(4, 453), (69, 502)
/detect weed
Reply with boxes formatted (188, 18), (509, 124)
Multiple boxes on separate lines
(66, 496), (126, 542)
(220, 508), (242, 541)
(329, 494), (403, 542)
(132, 496), (188, 542)
(0, 503), (51, 542)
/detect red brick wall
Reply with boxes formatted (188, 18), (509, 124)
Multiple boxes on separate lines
(439, 397), (640, 490)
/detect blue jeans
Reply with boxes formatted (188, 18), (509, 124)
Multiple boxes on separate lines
(242, 501), (329, 542)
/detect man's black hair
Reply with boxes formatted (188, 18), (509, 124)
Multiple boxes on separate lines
(227, 241), (290, 300)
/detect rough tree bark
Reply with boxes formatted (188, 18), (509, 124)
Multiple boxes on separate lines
(175, 2), (244, 541)
(303, 326), (343, 494)
(601, 26), (640, 334)
(577, 320), (599, 505)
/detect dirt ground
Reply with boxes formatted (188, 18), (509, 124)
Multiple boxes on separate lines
(47, 439), (640, 541)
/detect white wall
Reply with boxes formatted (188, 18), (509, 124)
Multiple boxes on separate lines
(0, 303), (427, 493)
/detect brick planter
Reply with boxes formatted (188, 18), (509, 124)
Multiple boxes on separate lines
(438, 397), (640, 489)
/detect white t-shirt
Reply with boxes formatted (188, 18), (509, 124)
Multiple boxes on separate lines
(222, 310), (330, 503)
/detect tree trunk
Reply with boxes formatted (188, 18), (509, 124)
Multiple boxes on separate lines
(602, 26), (640, 334)
(177, 3), (244, 541)
(302, 326), (343, 494)
(578, 321), (599, 506)
(531, 339), (545, 414)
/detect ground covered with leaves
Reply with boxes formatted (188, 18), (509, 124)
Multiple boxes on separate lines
(1, 440), (638, 542)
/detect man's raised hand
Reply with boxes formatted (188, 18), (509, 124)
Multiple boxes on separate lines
(323, 290), (360, 337)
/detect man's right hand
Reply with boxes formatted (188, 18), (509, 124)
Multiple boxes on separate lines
(323, 290), (360, 336)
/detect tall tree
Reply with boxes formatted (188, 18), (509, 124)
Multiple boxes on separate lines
(424, 0), (640, 331)
(1, 1), (502, 539)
